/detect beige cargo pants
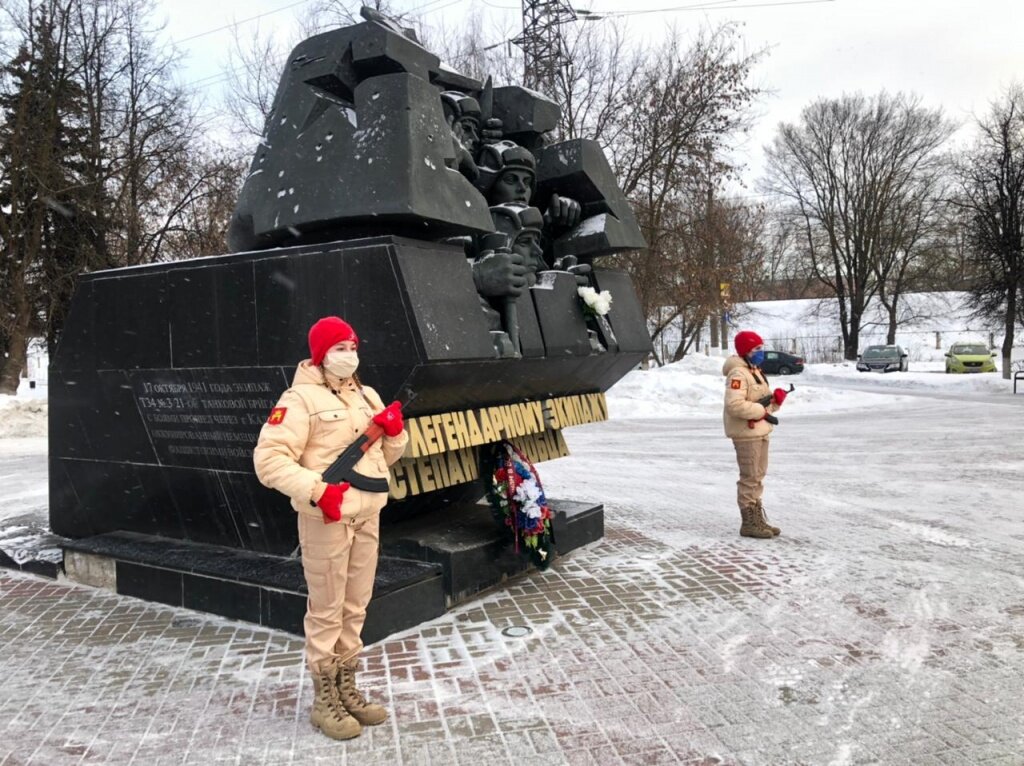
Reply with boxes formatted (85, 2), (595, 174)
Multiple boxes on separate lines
(298, 488), (388, 672)
(732, 436), (770, 509)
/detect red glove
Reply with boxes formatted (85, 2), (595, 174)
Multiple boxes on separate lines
(316, 482), (350, 524)
(773, 387), (788, 406)
(372, 401), (404, 437)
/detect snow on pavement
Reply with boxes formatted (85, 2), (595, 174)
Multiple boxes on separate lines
(2, 357), (1024, 764)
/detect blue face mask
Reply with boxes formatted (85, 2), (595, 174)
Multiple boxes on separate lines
(748, 349), (765, 366)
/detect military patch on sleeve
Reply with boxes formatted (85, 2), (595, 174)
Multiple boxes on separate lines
(730, 379), (742, 390)
(267, 407), (287, 425)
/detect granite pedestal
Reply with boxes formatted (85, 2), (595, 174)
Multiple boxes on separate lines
(60, 532), (445, 642)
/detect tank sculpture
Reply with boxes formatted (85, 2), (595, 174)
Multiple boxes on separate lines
(48, 8), (651, 636)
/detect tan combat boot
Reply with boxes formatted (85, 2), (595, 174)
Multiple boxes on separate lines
(739, 504), (774, 539)
(310, 660), (362, 740)
(755, 500), (781, 536)
(337, 658), (388, 726)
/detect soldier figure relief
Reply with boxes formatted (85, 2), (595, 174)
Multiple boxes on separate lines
(227, 7), (646, 360)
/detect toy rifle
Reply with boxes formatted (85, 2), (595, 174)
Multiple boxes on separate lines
(754, 384), (795, 426)
(319, 387), (417, 493)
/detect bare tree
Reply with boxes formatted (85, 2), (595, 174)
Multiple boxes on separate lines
(601, 25), (763, 361)
(157, 146), (247, 260)
(222, 0), (415, 144)
(752, 212), (822, 299)
(420, 7), (519, 84)
(872, 158), (951, 342)
(953, 85), (1024, 378)
(0, 0), (214, 390)
(222, 24), (285, 142)
(764, 92), (954, 359)
(647, 194), (766, 362)
(721, 198), (771, 304)
(552, 20), (641, 146)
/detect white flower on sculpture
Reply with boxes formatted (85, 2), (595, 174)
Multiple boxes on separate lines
(577, 286), (613, 316)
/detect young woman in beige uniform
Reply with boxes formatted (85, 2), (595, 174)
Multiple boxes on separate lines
(722, 330), (789, 539)
(253, 316), (408, 740)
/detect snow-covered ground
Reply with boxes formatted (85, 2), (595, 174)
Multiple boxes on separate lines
(603, 351), (1013, 419)
(3, 340), (1024, 764)
(1, 352), (1018, 531)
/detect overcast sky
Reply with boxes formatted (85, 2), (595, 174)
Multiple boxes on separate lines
(159, 0), (1023, 185)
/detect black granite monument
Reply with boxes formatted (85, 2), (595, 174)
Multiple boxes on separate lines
(51, 8), (651, 639)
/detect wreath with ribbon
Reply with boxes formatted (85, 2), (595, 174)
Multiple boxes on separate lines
(485, 440), (556, 570)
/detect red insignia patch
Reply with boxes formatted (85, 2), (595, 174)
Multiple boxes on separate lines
(730, 380), (742, 390)
(267, 407), (287, 425)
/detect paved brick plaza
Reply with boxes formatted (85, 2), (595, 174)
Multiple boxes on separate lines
(3, 396), (1024, 765)
(2, 529), (1022, 765)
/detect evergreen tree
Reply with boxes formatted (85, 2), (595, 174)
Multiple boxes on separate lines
(0, 0), (220, 389)
(0, 2), (93, 390)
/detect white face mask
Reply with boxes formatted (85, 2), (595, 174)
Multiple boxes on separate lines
(323, 349), (359, 379)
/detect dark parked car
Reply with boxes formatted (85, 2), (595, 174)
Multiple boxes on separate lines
(856, 344), (909, 372)
(760, 350), (805, 375)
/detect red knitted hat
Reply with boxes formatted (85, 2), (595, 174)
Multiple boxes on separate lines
(308, 316), (358, 365)
(734, 330), (764, 358)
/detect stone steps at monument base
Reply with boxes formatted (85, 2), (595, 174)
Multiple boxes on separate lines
(381, 499), (604, 607)
(60, 531), (445, 644)
(47, 499), (603, 640)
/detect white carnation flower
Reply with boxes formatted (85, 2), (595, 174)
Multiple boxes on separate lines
(514, 480), (543, 518)
(577, 286), (613, 316)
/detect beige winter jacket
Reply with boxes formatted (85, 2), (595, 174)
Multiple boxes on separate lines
(722, 355), (780, 440)
(253, 361), (409, 519)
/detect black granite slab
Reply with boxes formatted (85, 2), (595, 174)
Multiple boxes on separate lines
(117, 561), (183, 607)
(260, 587), (307, 635)
(381, 503), (528, 607)
(512, 290), (544, 358)
(62, 532), (447, 641)
(550, 498), (605, 555)
(65, 531), (440, 598)
(92, 272), (170, 370)
(536, 139), (647, 259)
(49, 237), (646, 545)
(183, 572), (263, 623)
(362, 578), (448, 645)
(381, 499), (603, 606)
(591, 268), (653, 355)
(530, 272), (592, 357)
(48, 371), (157, 464)
(168, 262), (258, 368)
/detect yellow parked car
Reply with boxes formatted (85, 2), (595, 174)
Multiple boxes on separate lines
(944, 342), (997, 373)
